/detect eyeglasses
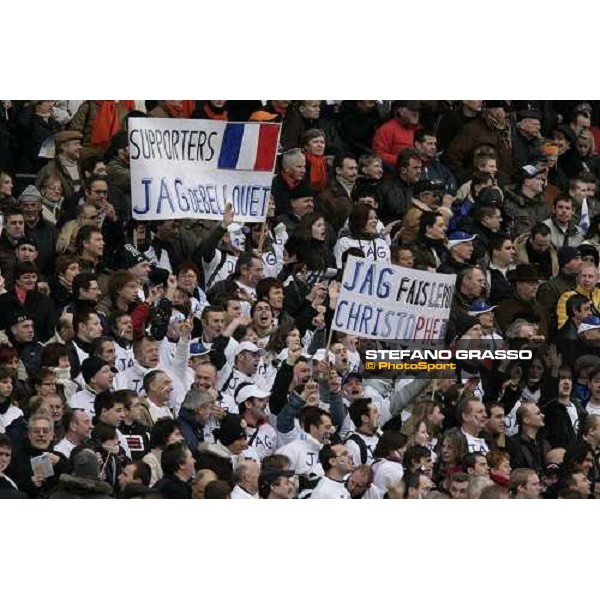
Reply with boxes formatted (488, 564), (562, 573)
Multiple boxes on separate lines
(91, 190), (108, 196)
(31, 428), (51, 434)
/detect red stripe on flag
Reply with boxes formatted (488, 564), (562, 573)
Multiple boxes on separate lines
(254, 124), (279, 171)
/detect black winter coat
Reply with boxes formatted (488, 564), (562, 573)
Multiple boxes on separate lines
(49, 474), (114, 499)
(7, 440), (70, 499)
(542, 398), (586, 449)
(506, 432), (550, 474)
(0, 288), (56, 343)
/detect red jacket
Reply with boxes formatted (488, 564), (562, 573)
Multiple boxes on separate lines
(372, 119), (419, 168)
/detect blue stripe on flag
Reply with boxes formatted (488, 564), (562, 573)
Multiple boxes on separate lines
(218, 123), (245, 169)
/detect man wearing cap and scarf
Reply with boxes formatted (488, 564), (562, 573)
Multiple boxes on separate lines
(445, 101), (514, 184)
(503, 165), (551, 238)
(438, 231), (477, 275)
(372, 101), (421, 169)
(16, 185), (58, 278)
(399, 179), (450, 244)
(35, 130), (84, 203)
(513, 110), (543, 168)
(496, 264), (550, 338)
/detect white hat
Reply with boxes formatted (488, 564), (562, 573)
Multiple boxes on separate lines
(312, 349), (335, 363)
(238, 341), (264, 355)
(236, 384), (270, 405)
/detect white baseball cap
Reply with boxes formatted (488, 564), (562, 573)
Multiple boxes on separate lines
(238, 341), (265, 355)
(236, 384), (270, 405)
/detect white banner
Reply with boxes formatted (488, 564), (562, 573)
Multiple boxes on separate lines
(128, 117), (281, 222)
(332, 256), (456, 345)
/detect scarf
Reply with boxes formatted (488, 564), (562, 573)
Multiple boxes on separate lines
(483, 110), (512, 149)
(58, 274), (72, 293)
(182, 101), (196, 118)
(90, 101), (134, 147)
(163, 102), (184, 118)
(203, 102), (228, 121)
(305, 152), (328, 192)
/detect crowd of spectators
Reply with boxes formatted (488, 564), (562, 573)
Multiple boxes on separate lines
(0, 99), (599, 499)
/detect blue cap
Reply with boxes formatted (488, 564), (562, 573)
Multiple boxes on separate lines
(578, 315), (600, 335)
(447, 231), (477, 248)
(342, 371), (362, 386)
(189, 341), (210, 357)
(467, 300), (497, 316)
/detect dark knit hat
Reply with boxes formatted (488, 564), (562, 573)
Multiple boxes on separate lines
(122, 245), (148, 270)
(558, 247), (582, 268)
(80, 357), (115, 383)
(455, 315), (481, 340)
(289, 180), (314, 201)
(216, 414), (247, 446)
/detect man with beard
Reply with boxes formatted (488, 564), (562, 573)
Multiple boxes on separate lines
(236, 384), (276, 461)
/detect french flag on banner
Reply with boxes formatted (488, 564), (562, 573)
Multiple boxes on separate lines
(217, 123), (279, 172)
